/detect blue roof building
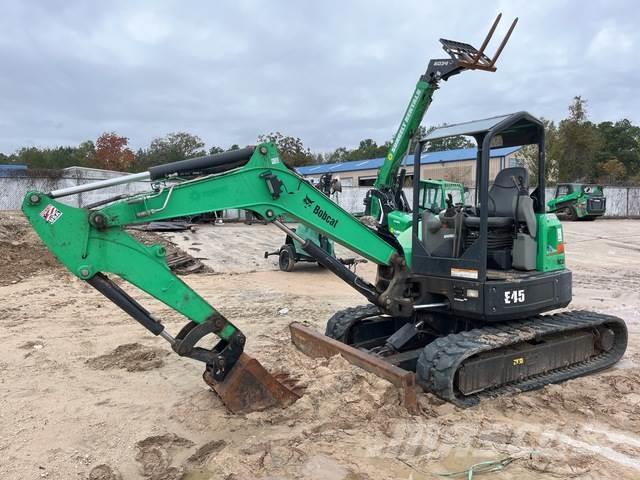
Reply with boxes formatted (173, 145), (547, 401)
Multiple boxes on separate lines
(297, 146), (523, 186)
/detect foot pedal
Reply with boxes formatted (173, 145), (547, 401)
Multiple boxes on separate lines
(203, 353), (303, 414)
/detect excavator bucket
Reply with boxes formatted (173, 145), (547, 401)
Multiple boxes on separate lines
(202, 353), (303, 414)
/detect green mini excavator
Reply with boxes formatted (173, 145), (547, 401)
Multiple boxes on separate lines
(22, 14), (627, 412)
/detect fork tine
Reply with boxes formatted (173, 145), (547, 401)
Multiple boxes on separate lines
(473, 13), (502, 66)
(489, 17), (519, 67)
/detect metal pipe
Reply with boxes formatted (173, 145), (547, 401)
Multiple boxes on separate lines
(136, 184), (176, 218)
(488, 17), (518, 67)
(49, 171), (151, 198)
(272, 219), (305, 243)
(472, 13), (501, 65)
(159, 329), (176, 345)
(84, 193), (131, 210)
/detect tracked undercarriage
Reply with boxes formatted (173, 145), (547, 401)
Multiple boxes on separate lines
(326, 306), (627, 406)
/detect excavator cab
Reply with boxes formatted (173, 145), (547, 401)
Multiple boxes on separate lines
(407, 111), (570, 321)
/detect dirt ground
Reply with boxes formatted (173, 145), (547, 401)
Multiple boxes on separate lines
(1, 214), (639, 479)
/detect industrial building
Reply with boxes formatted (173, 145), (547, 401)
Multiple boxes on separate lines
(297, 146), (523, 187)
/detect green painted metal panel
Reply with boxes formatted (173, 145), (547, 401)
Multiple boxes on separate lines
(536, 213), (566, 272)
(376, 81), (436, 190)
(293, 223), (334, 257)
(21, 143), (397, 335)
(22, 194), (224, 331)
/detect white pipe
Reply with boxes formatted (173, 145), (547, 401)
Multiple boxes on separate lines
(49, 171), (151, 198)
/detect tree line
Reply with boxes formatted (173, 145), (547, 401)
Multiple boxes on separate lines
(0, 127), (473, 173)
(522, 96), (640, 185)
(2, 96), (639, 184)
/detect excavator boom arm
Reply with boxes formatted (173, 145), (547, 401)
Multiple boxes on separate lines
(369, 13), (517, 219)
(21, 143), (399, 410)
(96, 146), (397, 265)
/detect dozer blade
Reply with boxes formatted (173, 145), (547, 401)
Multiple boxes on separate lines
(202, 353), (302, 414)
(289, 322), (419, 414)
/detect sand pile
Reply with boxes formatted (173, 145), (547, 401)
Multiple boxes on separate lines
(0, 211), (62, 286)
(0, 211), (208, 287)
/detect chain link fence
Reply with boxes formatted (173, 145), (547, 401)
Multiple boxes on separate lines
(1, 174), (62, 210)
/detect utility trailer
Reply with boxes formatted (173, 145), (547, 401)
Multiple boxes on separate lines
(264, 173), (365, 272)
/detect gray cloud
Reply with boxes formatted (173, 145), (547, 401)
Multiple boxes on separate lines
(1, 0), (639, 155)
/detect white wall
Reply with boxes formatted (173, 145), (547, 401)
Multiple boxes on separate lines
(2, 170), (639, 219)
(1, 167), (151, 210)
(332, 186), (640, 218)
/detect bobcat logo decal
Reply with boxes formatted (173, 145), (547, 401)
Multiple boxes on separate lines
(303, 195), (314, 208)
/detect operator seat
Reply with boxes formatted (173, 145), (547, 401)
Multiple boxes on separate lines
(464, 167), (536, 237)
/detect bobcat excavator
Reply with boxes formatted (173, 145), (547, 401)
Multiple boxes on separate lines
(22, 15), (627, 413)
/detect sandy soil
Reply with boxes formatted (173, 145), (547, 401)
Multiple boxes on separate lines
(1, 215), (639, 479)
(0, 211), (63, 286)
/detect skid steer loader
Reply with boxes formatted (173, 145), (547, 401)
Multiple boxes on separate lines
(21, 14), (626, 413)
(548, 183), (606, 220)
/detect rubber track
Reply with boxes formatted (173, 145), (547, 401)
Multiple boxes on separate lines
(325, 304), (380, 341)
(416, 310), (628, 407)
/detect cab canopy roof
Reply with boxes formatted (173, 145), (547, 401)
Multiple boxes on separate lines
(423, 111), (543, 148)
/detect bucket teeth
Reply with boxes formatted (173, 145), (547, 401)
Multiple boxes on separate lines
(203, 353), (302, 414)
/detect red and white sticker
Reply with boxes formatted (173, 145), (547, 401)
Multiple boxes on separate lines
(40, 204), (63, 224)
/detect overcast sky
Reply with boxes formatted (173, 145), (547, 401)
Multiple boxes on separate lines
(1, 0), (638, 155)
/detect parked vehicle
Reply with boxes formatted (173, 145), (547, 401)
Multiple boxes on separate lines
(548, 183), (606, 220)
